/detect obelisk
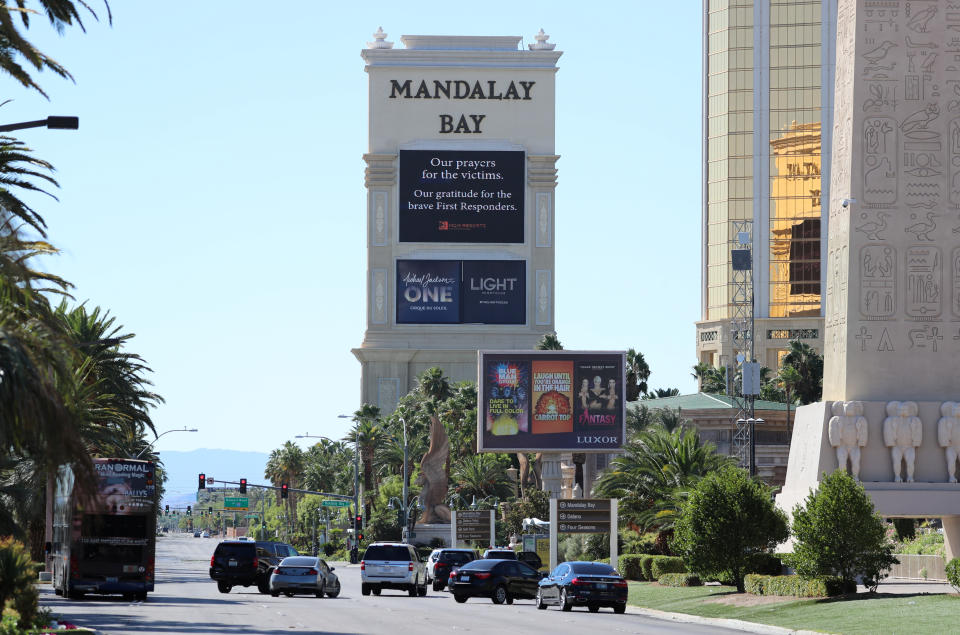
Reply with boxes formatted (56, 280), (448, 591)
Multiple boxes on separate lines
(778, 0), (960, 559)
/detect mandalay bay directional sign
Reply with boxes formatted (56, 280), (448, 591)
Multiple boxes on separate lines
(556, 499), (611, 534)
(451, 509), (495, 545)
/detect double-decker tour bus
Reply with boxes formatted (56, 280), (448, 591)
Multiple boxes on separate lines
(51, 458), (157, 600)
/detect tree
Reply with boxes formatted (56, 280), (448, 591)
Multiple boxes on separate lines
(449, 454), (514, 503)
(693, 363), (727, 394)
(642, 387), (680, 400)
(791, 470), (898, 591)
(535, 332), (562, 350)
(501, 488), (550, 536)
(347, 405), (384, 519)
(625, 348), (650, 401)
(780, 339), (823, 405)
(673, 465), (788, 591)
(594, 426), (733, 551)
(0, 0), (111, 98)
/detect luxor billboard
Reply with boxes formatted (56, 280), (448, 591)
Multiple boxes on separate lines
(478, 351), (626, 453)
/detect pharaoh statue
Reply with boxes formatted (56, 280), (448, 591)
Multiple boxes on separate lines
(827, 401), (868, 479)
(883, 401), (923, 483)
(937, 402), (960, 483)
(416, 414), (451, 524)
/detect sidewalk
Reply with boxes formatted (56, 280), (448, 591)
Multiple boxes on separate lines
(859, 577), (954, 594)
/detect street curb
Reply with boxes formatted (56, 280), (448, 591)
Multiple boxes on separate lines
(627, 605), (829, 635)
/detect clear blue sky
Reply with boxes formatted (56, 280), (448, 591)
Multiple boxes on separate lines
(12, 2), (703, 453)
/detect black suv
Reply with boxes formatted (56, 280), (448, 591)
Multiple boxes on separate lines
(209, 539), (298, 594)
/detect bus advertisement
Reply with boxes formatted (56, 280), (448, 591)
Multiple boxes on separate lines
(52, 458), (157, 600)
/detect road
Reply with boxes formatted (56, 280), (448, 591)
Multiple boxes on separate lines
(39, 533), (735, 634)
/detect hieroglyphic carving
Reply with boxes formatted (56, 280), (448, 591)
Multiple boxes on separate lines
(905, 245), (942, 320)
(855, 211), (891, 240)
(908, 324), (943, 350)
(860, 244), (897, 319)
(883, 400), (923, 483)
(952, 247), (960, 318)
(950, 118), (960, 207)
(878, 327), (896, 351)
(828, 401), (868, 479)
(863, 117), (898, 205)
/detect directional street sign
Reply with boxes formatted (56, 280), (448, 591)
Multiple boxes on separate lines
(455, 510), (493, 541)
(321, 500), (351, 507)
(556, 499), (611, 534)
(224, 497), (249, 511)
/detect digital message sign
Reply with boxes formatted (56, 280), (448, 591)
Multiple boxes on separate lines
(462, 260), (525, 324)
(478, 351), (626, 453)
(396, 260), (461, 324)
(399, 150), (525, 243)
(397, 260), (524, 325)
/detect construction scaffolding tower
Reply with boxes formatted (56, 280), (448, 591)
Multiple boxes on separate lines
(729, 221), (755, 471)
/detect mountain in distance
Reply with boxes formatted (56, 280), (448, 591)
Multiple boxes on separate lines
(157, 448), (269, 506)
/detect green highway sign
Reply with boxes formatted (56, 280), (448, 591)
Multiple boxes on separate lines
(224, 497), (249, 510)
(321, 500), (351, 507)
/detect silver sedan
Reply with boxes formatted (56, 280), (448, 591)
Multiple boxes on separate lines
(269, 556), (341, 598)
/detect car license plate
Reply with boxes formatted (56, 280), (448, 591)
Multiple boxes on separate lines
(595, 583), (607, 589)
(461, 575), (470, 581)
(228, 558), (238, 567)
(106, 577), (118, 583)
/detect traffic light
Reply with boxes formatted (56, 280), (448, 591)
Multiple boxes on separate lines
(198, 473), (206, 490)
(164, 504), (169, 515)
(358, 532), (364, 542)
(355, 514), (363, 530)
(239, 478), (247, 494)
(187, 505), (192, 516)
(208, 506), (213, 513)
(281, 483), (288, 499)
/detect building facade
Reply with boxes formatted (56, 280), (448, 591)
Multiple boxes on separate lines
(697, 0), (837, 372)
(353, 31), (562, 414)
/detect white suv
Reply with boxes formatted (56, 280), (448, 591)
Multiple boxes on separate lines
(360, 543), (427, 597)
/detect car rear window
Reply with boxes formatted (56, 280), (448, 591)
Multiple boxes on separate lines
(215, 543), (254, 557)
(570, 563), (617, 575)
(459, 559), (498, 571)
(281, 557), (317, 567)
(484, 551), (516, 559)
(364, 545), (412, 561)
(439, 551), (473, 565)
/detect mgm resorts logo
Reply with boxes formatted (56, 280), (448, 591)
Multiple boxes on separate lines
(576, 435), (619, 445)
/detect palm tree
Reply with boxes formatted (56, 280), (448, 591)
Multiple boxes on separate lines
(594, 426), (733, 551)
(535, 332), (563, 350)
(642, 387), (680, 399)
(0, 0), (111, 98)
(780, 340), (823, 404)
(349, 405), (384, 518)
(265, 441), (305, 522)
(625, 348), (651, 401)
(449, 454), (514, 502)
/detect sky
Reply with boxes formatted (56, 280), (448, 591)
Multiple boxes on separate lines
(10, 1), (703, 454)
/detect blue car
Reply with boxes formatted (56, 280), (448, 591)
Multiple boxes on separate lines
(536, 561), (628, 613)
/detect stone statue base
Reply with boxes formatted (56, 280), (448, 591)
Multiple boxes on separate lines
(776, 401), (960, 560)
(408, 523), (451, 548)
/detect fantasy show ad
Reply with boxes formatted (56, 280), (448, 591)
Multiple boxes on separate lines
(478, 351), (626, 452)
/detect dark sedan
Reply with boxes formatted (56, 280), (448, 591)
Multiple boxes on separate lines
(450, 559), (542, 604)
(433, 550), (475, 591)
(536, 561), (628, 613)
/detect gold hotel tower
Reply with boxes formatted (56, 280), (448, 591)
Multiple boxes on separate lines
(697, 0), (837, 372)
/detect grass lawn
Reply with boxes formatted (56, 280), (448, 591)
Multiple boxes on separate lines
(627, 582), (958, 634)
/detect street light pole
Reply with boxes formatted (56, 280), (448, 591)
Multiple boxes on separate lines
(136, 427), (198, 458)
(0, 116), (79, 133)
(401, 416), (409, 541)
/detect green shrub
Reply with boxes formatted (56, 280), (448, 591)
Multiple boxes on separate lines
(620, 530), (659, 555)
(640, 555), (656, 581)
(791, 470), (898, 591)
(617, 554), (645, 580)
(657, 573), (702, 587)
(0, 537), (38, 628)
(946, 557), (960, 592)
(743, 574), (855, 597)
(650, 556), (686, 579)
(896, 531), (945, 556)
